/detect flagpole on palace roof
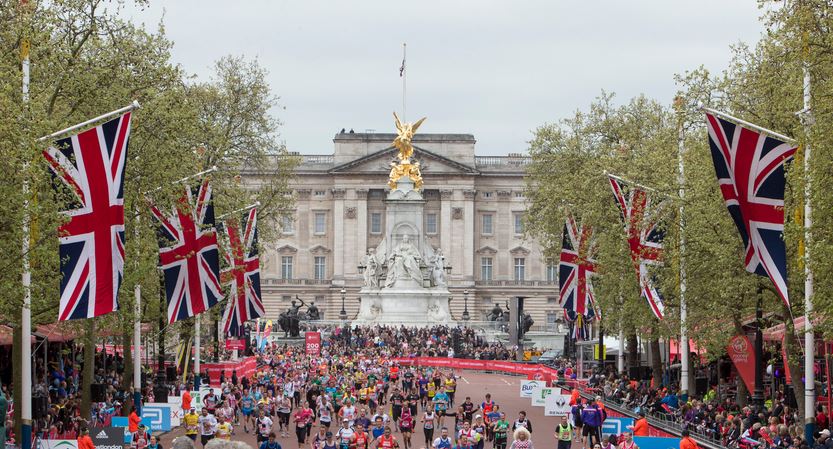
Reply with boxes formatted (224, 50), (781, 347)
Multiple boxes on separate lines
(674, 97), (690, 398)
(701, 106), (796, 143)
(401, 43), (407, 122)
(799, 31), (816, 443)
(20, 1), (33, 448)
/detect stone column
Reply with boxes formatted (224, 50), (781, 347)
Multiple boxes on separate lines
(497, 190), (513, 280)
(463, 189), (477, 283)
(332, 188), (346, 283)
(440, 189), (453, 270)
(296, 189), (311, 277)
(356, 189), (369, 269)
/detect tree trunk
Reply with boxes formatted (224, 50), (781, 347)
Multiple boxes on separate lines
(123, 329), (133, 390)
(650, 338), (664, 387)
(81, 319), (95, 421)
(122, 329), (134, 414)
(732, 316), (748, 407)
(736, 369), (749, 407)
(627, 333), (639, 371)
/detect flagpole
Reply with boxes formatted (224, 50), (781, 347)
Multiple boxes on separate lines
(144, 166), (218, 196)
(800, 43), (815, 444)
(604, 171), (671, 198)
(133, 209), (142, 415)
(38, 101), (140, 142)
(701, 106), (796, 143)
(675, 98), (690, 399)
(402, 42), (407, 122)
(217, 201), (260, 220)
(20, 1), (33, 447)
(194, 316), (201, 389)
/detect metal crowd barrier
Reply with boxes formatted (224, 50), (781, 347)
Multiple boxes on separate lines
(567, 384), (728, 449)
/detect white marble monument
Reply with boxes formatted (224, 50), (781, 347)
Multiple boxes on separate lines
(354, 115), (455, 326)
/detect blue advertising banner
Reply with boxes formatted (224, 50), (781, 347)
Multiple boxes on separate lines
(142, 404), (173, 432)
(602, 417), (634, 437)
(633, 436), (681, 449)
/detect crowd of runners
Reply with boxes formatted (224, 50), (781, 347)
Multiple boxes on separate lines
(174, 333), (576, 449)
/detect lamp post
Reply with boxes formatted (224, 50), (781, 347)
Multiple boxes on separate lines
(339, 288), (348, 320)
(462, 289), (470, 321)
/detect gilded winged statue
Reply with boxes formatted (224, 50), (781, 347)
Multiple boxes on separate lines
(392, 112), (426, 161)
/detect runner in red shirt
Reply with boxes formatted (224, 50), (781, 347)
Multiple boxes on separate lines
(374, 427), (399, 449)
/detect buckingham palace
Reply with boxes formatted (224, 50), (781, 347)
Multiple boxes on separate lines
(254, 131), (563, 326)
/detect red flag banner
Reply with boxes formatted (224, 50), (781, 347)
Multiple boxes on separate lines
(305, 331), (321, 355)
(225, 339), (245, 351)
(727, 335), (756, 393)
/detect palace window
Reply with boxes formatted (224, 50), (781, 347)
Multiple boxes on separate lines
(481, 257), (493, 281)
(426, 213), (438, 234)
(482, 214), (493, 235)
(281, 215), (294, 234)
(314, 256), (326, 280)
(514, 257), (525, 281)
(314, 190), (326, 197)
(314, 212), (326, 235)
(514, 213), (524, 235)
(547, 258), (557, 282)
(370, 212), (382, 234)
(281, 256), (293, 280)
(482, 191), (493, 198)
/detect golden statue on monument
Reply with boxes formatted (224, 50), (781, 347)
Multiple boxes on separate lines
(389, 112), (427, 190)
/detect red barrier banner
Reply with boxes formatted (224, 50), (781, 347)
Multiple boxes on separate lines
(390, 356), (560, 379)
(225, 339), (245, 351)
(727, 335), (756, 393)
(305, 332), (321, 355)
(203, 356), (258, 384)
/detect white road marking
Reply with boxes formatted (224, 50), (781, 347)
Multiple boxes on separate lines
(461, 376), (470, 384)
(501, 378), (512, 386)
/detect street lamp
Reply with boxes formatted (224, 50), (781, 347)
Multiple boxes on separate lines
(339, 288), (348, 320)
(462, 289), (470, 321)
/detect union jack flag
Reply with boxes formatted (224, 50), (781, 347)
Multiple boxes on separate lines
(43, 113), (132, 321)
(150, 179), (223, 323)
(609, 175), (666, 319)
(570, 312), (594, 341)
(559, 215), (598, 340)
(220, 207), (264, 336)
(705, 113), (796, 307)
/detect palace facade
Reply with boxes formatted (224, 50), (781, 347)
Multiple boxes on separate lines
(254, 131), (563, 327)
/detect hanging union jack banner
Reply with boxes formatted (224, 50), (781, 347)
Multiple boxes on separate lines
(220, 207), (264, 336)
(559, 215), (598, 341)
(705, 113), (796, 307)
(609, 175), (667, 320)
(43, 113), (132, 321)
(150, 179), (223, 323)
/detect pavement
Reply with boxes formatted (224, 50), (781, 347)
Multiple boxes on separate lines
(158, 371), (583, 449)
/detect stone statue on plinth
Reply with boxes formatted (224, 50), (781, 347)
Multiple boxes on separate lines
(385, 234), (423, 288)
(427, 247), (447, 287)
(362, 248), (381, 288)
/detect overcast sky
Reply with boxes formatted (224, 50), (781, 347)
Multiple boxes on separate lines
(126, 1), (771, 156)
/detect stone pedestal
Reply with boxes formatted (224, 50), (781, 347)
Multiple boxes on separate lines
(354, 286), (454, 326)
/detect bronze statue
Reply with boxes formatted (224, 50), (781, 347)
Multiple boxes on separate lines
(278, 297), (308, 338)
(307, 301), (320, 321)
